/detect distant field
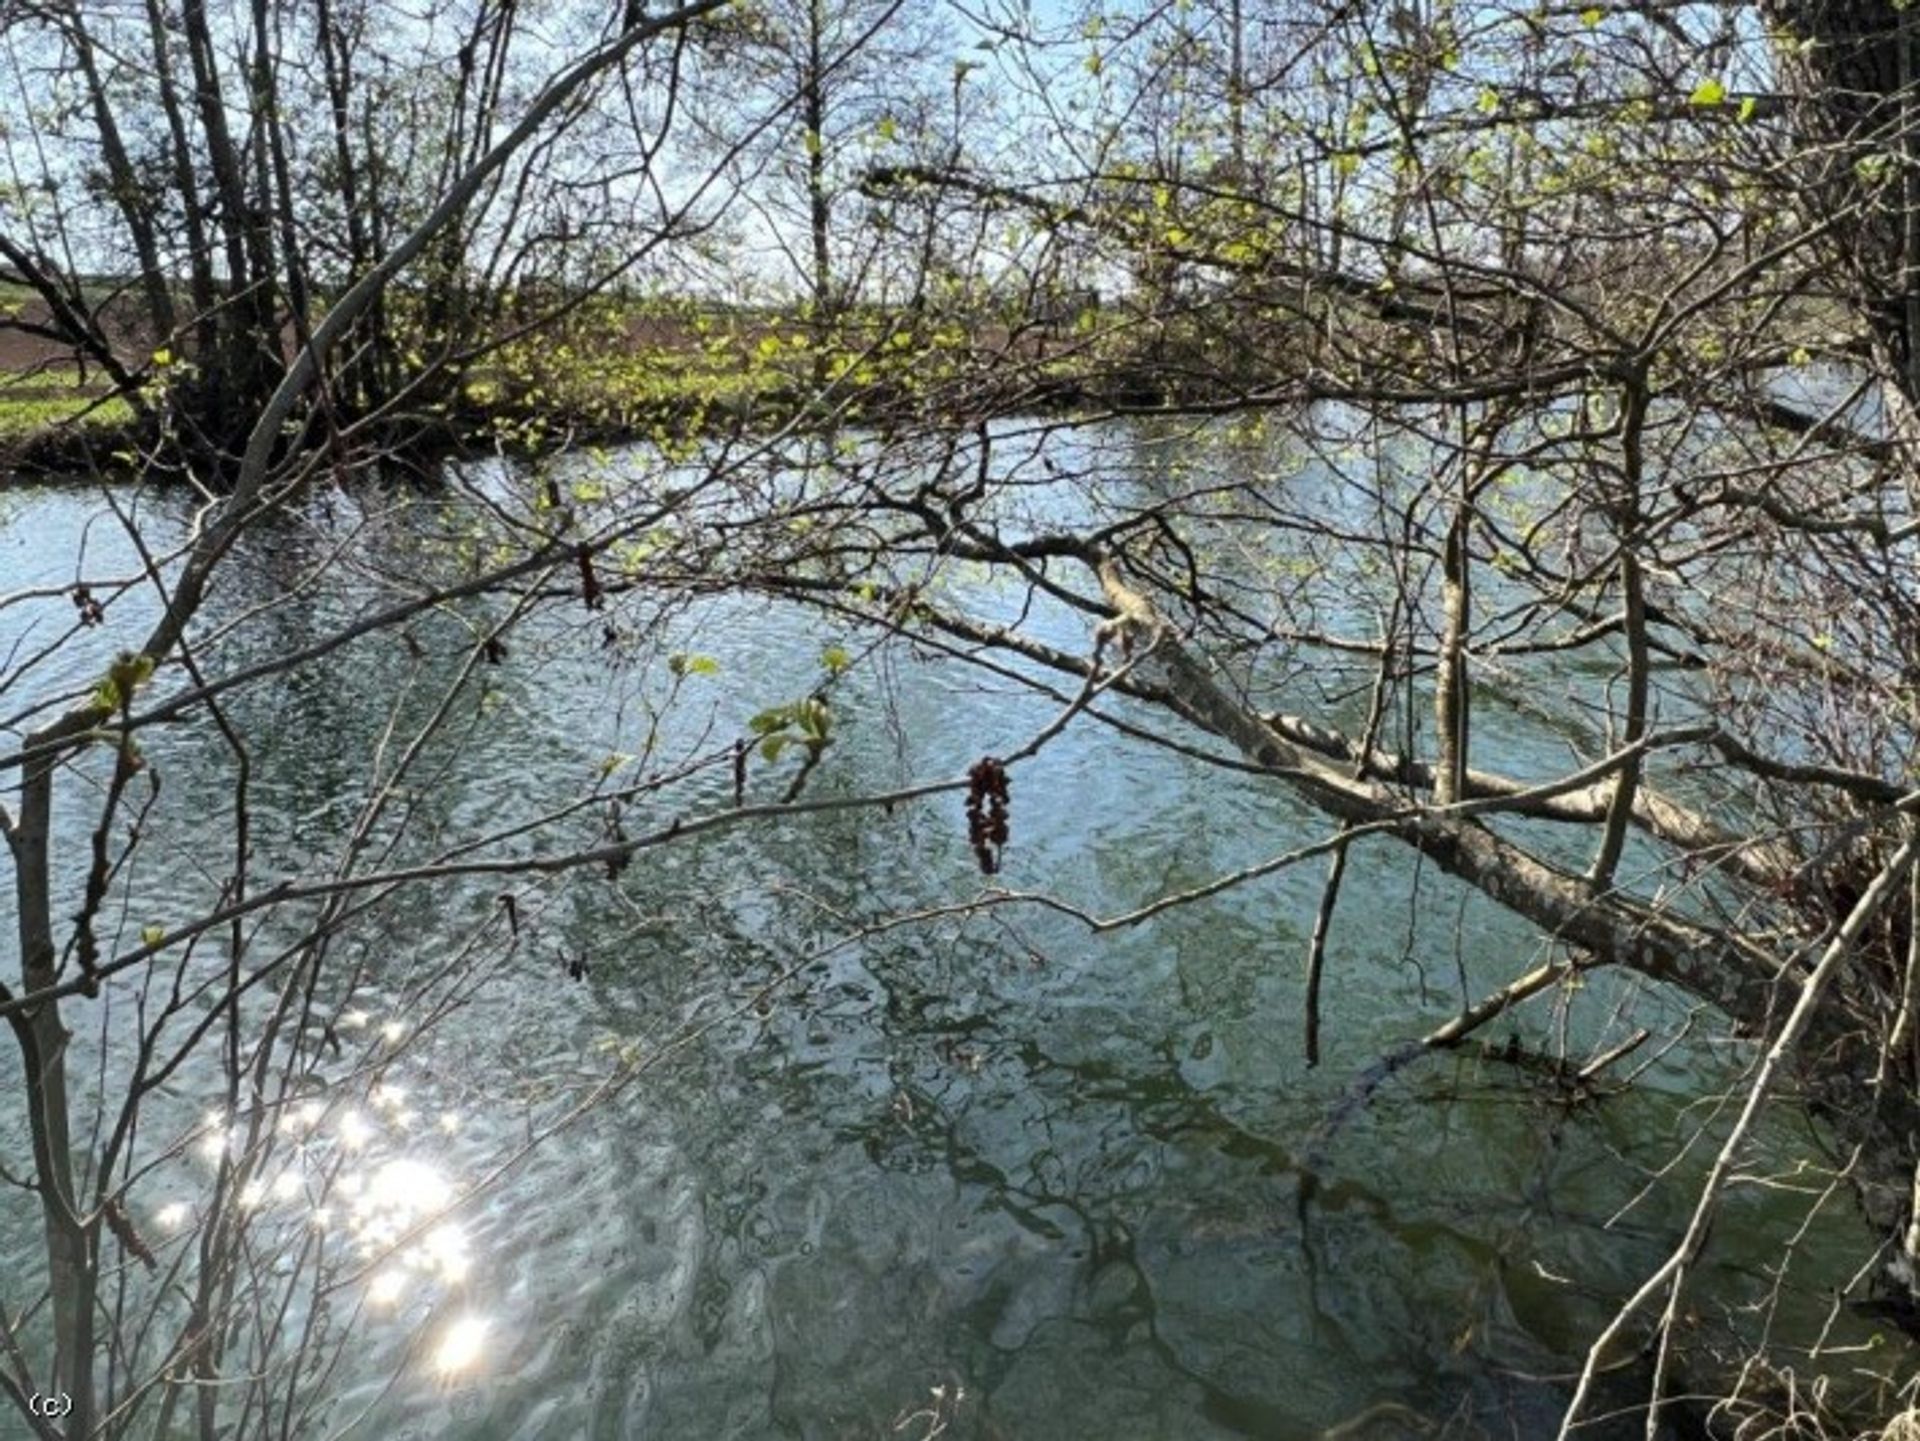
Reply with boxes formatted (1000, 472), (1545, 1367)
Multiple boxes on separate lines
(0, 374), (131, 440)
(0, 281), (156, 402)
(0, 282), (1075, 454)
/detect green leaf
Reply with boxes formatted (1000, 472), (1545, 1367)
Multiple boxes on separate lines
(141, 924), (165, 947)
(759, 733), (791, 762)
(1475, 86), (1500, 116)
(1737, 94), (1758, 123)
(748, 706), (790, 735)
(1688, 78), (1726, 106)
(668, 652), (719, 678)
(114, 652), (155, 691)
(1579, 6), (1603, 24)
(820, 645), (852, 675)
(91, 653), (151, 712)
(795, 698), (831, 740)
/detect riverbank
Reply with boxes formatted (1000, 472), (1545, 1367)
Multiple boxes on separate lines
(0, 288), (1235, 482)
(0, 357), (1171, 483)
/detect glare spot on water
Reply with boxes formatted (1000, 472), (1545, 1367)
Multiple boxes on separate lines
(431, 1315), (489, 1378)
(367, 1158), (450, 1219)
(155, 1202), (190, 1230)
(211, 1064), (488, 1352)
(424, 1222), (470, 1281)
(339, 1010), (369, 1030)
(195, 1109), (230, 1163)
(381, 1021), (406, 1043)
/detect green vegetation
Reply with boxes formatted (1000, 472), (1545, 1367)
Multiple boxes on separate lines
(0, 376), (133, 442)
(445, 299), (1013, 446)
(0, 295), (1035, 461)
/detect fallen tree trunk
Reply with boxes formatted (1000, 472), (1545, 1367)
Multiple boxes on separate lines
(1093, 553), (1920, 1315)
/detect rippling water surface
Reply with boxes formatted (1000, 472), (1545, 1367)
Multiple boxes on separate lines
(0, 420), (1888, 1440)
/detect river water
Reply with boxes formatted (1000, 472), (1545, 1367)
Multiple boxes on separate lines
(0, 417), (1896, 1440)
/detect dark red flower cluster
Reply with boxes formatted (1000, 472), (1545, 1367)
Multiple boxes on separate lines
(103, 1197), (156, 1272)
(577, 550), (605, 610)
(965, 757), (1010, 875)
(71, 583), (103, 627)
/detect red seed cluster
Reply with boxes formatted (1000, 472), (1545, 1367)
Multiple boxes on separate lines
(104, 1197), (156, 1272)
(577, 550), (605, 611)
(965, 757), (1010, 875)
(72, 583), (104, 627)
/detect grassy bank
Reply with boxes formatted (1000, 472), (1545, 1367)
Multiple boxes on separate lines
(0, 375), (135, 440)
(0, 295), (1200, 477)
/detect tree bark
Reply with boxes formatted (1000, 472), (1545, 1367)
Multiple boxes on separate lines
(4, 744), (92, 1436)
(1094, 558), (1813, 1040)
(1588, 380), (1650, 895)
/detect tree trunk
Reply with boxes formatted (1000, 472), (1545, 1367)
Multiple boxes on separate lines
(1587, 380), (1650, 894)
(5, 745), (92, 1437)
(805, 0), (834, 390)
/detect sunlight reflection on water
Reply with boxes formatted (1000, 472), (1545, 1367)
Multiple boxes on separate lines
(432, 1315), (491, 1379)
(159, 1028), (501, 1386)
